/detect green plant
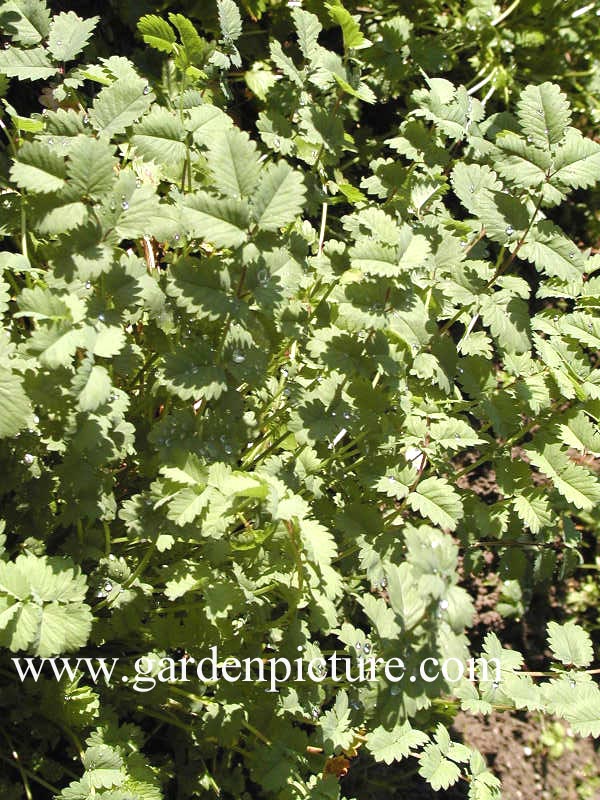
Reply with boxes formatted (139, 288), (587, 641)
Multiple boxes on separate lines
(538, 719), (574, 760)
(1, 2), (600, 799)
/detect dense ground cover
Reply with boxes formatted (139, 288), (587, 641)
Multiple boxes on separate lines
(1, 1), (600, 798)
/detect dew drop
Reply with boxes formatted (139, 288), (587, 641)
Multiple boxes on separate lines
(469, 184), (475, 192)
(492, 680), (500, 690)
(257, 269), (269, 285)
(526, 135), (533, 142)
(343, 411), (351, 421)
(98, 313), (105, 322)
(363, 642), (371, 654)
(569, 679), (576, 689)
(48, 137), (54, 146)
(85, 281), (91, 289)
(439, 599), (449, 611)
(143, 84), (151, 95)
(121, 198), (129, 210)
(569, 251), (575, 259)
(505, 225), (514, 235)
(232, 350), (246, 364)
(104, 582), (113, 593)
(356, 642), (362, 652)
(174, 233), (181, 242)
(311, 706), (320, 719)
(23, 453), (34, 465)
(379, 576), (387, 589)
(273, 136), (281, 148)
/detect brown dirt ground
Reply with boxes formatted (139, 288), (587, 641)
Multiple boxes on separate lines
(453, 711), (600, 800)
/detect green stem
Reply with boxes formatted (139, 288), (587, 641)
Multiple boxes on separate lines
(0, 752), (57, 795)
(491, 0), (521, 27)
(0, 729), (33, 800)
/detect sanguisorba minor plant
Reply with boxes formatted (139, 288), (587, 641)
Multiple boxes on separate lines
(1, 2), (600, 798)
